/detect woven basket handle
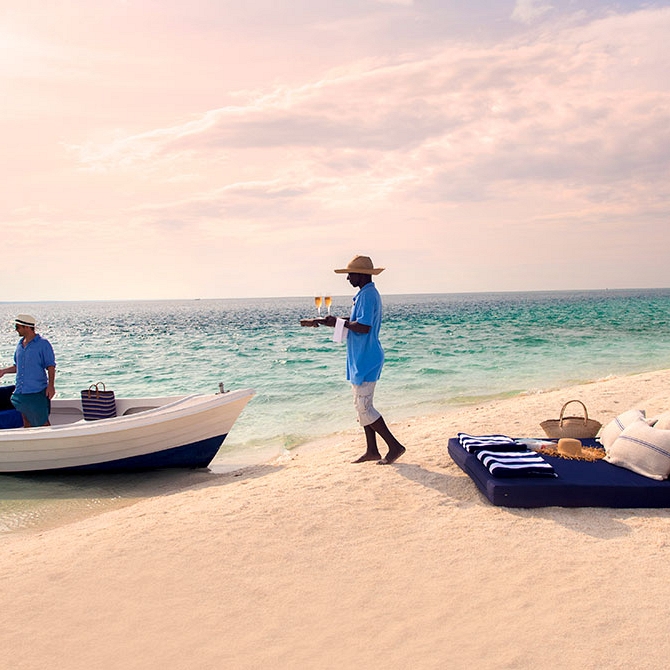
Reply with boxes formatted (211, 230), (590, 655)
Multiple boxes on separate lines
(559, 399), (589, 426)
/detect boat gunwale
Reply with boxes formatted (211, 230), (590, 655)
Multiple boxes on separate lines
(0, 388), (254, 443)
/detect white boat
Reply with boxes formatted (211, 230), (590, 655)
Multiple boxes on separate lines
(0, 388), (254, 473)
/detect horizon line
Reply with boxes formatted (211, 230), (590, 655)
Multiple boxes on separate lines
(2, 286), (670, 305)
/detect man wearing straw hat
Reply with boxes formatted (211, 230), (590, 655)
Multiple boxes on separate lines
(0, 314), (56, 427)
(318, 255), (406, 465)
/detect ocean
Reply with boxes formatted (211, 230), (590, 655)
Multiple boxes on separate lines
(2, 288), (670, 533)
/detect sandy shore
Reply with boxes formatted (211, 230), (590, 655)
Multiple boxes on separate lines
(3, 370), (670, 669)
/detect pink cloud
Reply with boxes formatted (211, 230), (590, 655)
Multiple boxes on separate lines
(1, 4), (669, 299)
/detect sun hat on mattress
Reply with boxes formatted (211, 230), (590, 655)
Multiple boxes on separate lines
(558, 438), (583, 458)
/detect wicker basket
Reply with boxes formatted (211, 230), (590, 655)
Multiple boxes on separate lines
(540, 400), (602, 439)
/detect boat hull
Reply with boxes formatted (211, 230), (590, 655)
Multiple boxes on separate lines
(35, 434), (228, 473)
(0, 388), (253, 473)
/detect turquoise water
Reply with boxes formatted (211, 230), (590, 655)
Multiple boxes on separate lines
(2, 288), (670, 532)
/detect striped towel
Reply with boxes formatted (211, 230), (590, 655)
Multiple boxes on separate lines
(457, 432), (519, 453)
(476, 450), (557, 478)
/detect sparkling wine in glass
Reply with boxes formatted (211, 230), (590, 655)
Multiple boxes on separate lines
(324, 296), (332, 316)
(314, 296), (323, 317)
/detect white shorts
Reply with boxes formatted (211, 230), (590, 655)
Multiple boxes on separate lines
(352, 382), (382, 427)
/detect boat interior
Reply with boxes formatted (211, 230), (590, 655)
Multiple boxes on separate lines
(49, 402), (161, 425)
(1, 384), (189, 428)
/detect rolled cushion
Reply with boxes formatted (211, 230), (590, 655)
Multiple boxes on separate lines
(604, 419), (670, 480)
(650, 411), (670, 430)
(599, 409), (646, 449)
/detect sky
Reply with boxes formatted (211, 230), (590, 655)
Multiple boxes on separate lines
(1, 0), (669, 300)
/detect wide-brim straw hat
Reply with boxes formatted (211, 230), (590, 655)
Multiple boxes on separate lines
(557, 438), (583, 458)
(334, 255), (385, 275)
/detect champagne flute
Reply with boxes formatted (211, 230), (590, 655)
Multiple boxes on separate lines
(324, 296), (332, 316)
(314, 296), (323, 317)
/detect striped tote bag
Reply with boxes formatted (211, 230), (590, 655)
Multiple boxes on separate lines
(81, 382), (117, 421)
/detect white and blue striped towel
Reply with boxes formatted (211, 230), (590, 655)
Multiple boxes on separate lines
(476, 450), (557, 478)
(457, 432), (520, 453)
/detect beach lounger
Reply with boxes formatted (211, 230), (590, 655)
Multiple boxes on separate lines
(448, 437), (670, 508)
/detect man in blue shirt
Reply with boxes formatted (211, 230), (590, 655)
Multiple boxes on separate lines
(321, 255), (406, 465)
(0, 314), (56, 427)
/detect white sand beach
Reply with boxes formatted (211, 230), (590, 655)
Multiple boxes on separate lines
(2, 370), (670, 669)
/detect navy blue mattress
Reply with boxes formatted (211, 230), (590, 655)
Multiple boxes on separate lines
(448, 437), (670, 508)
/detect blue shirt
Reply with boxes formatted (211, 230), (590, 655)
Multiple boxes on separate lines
(14, 334), (56, 394)
(346, 282), (384, 384)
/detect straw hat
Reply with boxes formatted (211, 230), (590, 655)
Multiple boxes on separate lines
(334, 255), (385, 275)
(15, 314), (36, 328)
(557, 438), (583, 458)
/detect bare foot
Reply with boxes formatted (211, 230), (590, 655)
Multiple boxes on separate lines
(352, 452), (382, 463)
(377, 446), (406, 465)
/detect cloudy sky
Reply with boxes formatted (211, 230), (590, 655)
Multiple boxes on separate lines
(2, 0), (669, 300)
